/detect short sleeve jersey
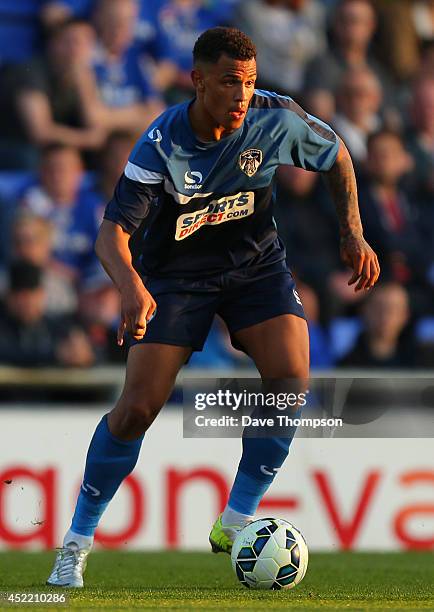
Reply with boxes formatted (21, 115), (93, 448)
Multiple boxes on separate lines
(104, 90), (339, 279)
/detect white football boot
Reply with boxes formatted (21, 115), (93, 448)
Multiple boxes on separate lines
(46, 541), (91, 588)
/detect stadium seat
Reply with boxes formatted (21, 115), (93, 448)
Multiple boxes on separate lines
(415, 317), (434, 342)
(0, 172), (35, 200)
(0, 1), (42, 63)
(329, 317), (362, 360)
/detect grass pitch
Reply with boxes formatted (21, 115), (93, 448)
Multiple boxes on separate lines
(0, 551), (433, 611)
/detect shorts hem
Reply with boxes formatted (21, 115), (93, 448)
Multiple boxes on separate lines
(227, 308), (307, 335)
(129, 336), (204, 352)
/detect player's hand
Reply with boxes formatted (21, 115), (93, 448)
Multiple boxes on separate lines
(340, 233), (380, 291)
(117, 281), (157, 346)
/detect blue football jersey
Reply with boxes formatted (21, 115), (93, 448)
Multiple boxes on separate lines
(104, 90), (339, 278)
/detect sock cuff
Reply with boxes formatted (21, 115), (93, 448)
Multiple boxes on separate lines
(237, 468), (268, 487)
(227, 470), (270, 515)
(101, 414), (144, 448)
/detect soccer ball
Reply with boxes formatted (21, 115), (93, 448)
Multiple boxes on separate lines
(231, 518), (308, 590)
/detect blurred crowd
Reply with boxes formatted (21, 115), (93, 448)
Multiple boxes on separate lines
(0, 0), (433, 369)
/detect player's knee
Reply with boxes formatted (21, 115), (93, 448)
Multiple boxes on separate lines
(128, 399), (162, 429)
(115, 392), (164, 435)
(262, 370), (309, 408)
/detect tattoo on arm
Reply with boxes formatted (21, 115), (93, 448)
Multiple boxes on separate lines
(322, 138), (363, 238)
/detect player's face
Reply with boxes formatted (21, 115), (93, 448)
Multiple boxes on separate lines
(195, 55), (257, 132)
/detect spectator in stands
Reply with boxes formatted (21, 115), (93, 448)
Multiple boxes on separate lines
(89, 129), (155, 275)
(74, 0), (164, 136)
(274, 165), (365, 321)
(0, 259), (94, 367)
(374, 0), (421, 83)
(405, 77), (434, 208)
(0, 18), (104, 170)
(412, 0), (434, 43)
(42, 0), (94, 26)
(151, 0), (225, 102)
(333, 67), (383, 163)
(274, 165), (340, 305)
(296, 282), (335, 368)
(96, 131), (133, 201)
(10, 213), (77, 315)
(72, 131), (132, 362)
(19, 144), (104, 287)
(303, 88), (336, 125)
(77, 282), (123, 363)
(338, 282), (415, 368)
(419, 39), (434, 79)
(133, 0), (179, 95)
(304, 0), (385, 95)
(357, 130), (427, 290)
(233, 0), (326, 95)
(42, 0), (179, 96)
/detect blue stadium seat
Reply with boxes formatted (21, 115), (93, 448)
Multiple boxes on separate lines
(0, 171), (35, 200)
(0, 1), (42, 63)
(415, 317), (434, 342)
(329, 317), (362, 360)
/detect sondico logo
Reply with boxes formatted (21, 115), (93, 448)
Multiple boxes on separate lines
(184, 170), (203, 190)
(175, 192), (254, 240)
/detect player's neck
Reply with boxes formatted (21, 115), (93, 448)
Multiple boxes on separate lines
(189, 100), (234, 142)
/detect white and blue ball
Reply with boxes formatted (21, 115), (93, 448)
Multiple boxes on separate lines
(231, 518), (308, 590)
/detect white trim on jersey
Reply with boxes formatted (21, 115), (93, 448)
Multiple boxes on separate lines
(163, 179), (213, 205)
(124, 161), (164, 184)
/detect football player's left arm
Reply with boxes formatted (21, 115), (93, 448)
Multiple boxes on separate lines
(322, 137), (380, 291)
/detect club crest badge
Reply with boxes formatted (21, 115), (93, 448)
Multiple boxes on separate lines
(238, 148), (263, 177)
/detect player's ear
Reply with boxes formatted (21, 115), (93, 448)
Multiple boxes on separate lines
(191, 68), (205, 93)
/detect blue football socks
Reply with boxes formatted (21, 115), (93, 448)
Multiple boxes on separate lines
(70, 414), (144, 537)
(227, 432), (296, 516)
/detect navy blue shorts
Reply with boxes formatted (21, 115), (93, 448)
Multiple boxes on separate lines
(130, 261), (306, 353)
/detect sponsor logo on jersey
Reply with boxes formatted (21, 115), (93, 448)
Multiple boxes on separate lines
(239, 148), (263, 177)
(148, 127), (162, 142)
(175, 192), (254, 240)
(184, 170), (203, 190)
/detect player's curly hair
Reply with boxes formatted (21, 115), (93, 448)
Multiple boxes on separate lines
(193, 27), (256, 64)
